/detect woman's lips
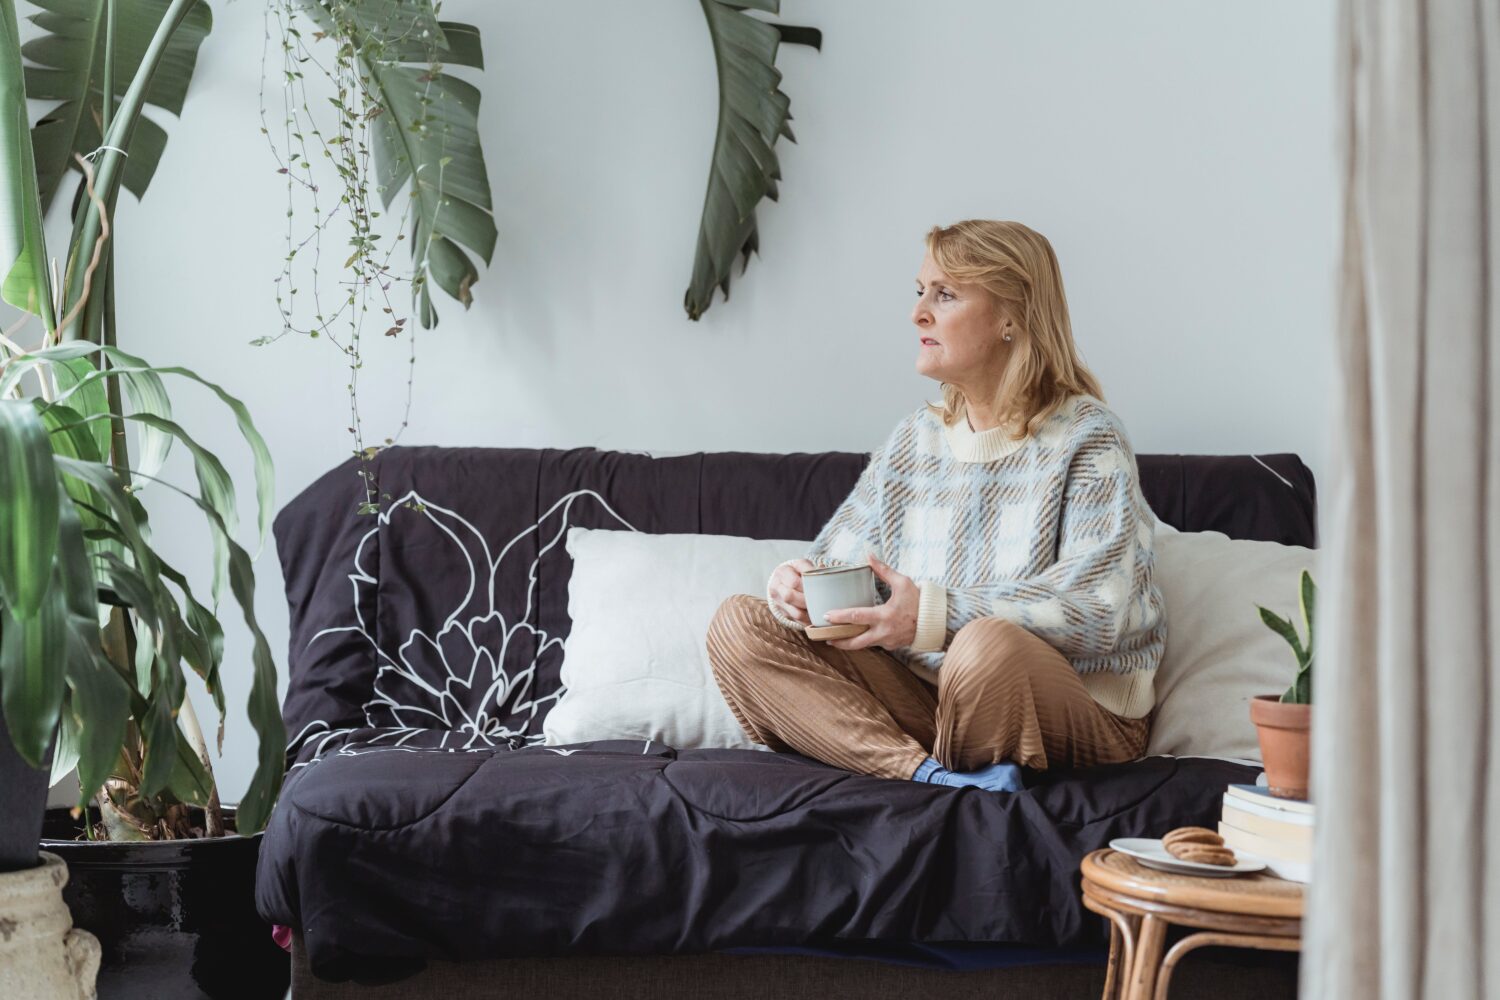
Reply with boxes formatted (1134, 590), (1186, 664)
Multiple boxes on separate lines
(920, 338), (939, 346)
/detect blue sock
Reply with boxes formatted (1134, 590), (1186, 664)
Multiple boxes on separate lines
(910, 755), (1024, 793)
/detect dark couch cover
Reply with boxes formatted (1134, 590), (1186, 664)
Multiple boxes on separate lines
(254, 446), (1316, 984)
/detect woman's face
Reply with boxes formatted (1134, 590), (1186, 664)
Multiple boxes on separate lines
(911, 252), (1013, 391)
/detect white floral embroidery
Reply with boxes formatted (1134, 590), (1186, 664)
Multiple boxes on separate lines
(286, 488), (639, 767)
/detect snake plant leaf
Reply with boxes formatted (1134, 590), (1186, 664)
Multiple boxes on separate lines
(1257, 604), (1306, 664)
(685, 0), (820, 321)
(0, 399), (61, 618)
(300, 0), (495, 329)
(0, 0), (54, 321)
(21, 0), (213, 214)
(1299, 569), (1315, 657)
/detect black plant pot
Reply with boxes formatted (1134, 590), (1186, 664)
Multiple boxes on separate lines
(0, 711), (52, 873)
(40, 805), (291, 999)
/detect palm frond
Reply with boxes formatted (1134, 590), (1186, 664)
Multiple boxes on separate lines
(686, 0), (820, 320)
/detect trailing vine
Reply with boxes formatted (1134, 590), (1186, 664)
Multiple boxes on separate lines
(257, 0), (466, 514)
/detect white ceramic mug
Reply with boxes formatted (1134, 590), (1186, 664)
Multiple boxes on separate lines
(801, 563), (880, 627)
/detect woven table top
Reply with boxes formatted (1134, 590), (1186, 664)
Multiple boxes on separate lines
(1081, 849), (1305, 919)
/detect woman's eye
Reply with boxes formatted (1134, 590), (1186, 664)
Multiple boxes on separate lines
(939, 290), (953, 301)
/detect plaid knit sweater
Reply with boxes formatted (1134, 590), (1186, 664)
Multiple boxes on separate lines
(765, 392), (1166, 719)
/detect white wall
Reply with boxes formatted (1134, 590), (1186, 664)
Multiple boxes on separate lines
(29, 0), (1339, 806)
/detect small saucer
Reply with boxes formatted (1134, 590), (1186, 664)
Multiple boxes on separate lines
(806, 623), (868, 641)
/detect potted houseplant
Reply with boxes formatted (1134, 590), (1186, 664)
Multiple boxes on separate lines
(1250, 569), (1315, 799)
(0, 0), (287, 995)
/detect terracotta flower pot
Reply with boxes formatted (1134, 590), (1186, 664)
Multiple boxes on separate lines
(1249, 694), (1312, 800)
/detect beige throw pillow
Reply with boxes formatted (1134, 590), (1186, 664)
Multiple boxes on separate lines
(1146, 520), (1321, 761)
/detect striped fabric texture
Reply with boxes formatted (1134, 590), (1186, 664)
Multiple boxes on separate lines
(708, 595), (1151, 778)
(766, 393), (1167, 719)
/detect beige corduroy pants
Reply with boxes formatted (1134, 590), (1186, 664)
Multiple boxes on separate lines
(705, 593), (1151, 780)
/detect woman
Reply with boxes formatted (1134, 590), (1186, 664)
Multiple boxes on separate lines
(705, 219), (1166, 792)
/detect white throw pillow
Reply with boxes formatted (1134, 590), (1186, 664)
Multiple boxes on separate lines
(1146, 524), (1322, 761)
(545, 522), (1321, 764)
(544, 528), (811, 749)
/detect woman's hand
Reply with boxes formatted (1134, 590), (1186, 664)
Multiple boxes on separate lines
(769, 558), (817, 626)
(823, 555), (919, 651)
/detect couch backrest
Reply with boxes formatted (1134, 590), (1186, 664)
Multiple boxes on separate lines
(274, 447), (1316, 761)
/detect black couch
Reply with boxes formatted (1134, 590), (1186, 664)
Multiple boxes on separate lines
(255, 444), (1314, 999)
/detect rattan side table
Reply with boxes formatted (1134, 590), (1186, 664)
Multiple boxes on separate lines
(1079, 848), (1304, 1000)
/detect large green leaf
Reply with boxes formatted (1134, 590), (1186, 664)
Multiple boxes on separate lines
(301, 0), (495, 329)
(50, 502), (129, 798)
(6, 342), (274, 553)
(0, 588), (67, 766)
(21, 0), (213, 214)
(0, 399), (61, 618)
(0, 0), (55, 322)
(686, 0), (820, 320)
(59, 455), (282, 830)
(51, 356), (111, 460)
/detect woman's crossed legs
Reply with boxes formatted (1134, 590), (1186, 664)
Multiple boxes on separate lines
(705, 593), (1147, 781)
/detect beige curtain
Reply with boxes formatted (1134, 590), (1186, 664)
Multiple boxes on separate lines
(1304, 0), (1498, 997)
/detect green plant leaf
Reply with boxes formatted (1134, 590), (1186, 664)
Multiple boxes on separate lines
(162, 719), (212, 806)
(64, 456), (282, 830)
(1299, 569), (1316, 662)
(1256, 603), (1305, 663)
(41, 498), (109, 789)
(35, 399), (124, 567)
(685, 0), (820, 320)
(0, 0), (55, 323)
(170, 480), (281, 830)
(60, 621), (131, 804)
(50, 357), (111, 461)
(0, 399), (61, 618)
(302, 1), (495, 329)
(21, 0), (213, 214)
(7, 342), (275, 554)
(0, 585), (67, 767)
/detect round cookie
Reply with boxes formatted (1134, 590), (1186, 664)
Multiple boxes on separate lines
(1167, 842), (1237, 866)
(1163, 826), (1223, 850)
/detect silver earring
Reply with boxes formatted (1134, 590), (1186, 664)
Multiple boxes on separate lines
(1003, 332), (1013, 342)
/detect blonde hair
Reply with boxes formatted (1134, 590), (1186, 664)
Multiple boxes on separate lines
(920, 220), (1105, 441)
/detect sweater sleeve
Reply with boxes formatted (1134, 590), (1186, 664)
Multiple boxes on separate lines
(912, 430), (1160, 659)
(764, 418), (903, 632)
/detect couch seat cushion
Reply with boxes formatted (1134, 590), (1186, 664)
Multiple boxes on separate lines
(255, 730), (1256, 983)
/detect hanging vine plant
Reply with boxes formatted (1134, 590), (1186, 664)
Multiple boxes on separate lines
(261, 0), (818, 506)
(686, 0), (820, 320)
(259, 0), (495, 512)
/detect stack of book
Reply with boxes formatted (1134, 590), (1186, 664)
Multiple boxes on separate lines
(1217, 783), (1313, 883)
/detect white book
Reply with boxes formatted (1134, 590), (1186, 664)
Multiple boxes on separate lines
(1226, 784), (1314, 817)
(1234, 848), (1311, 885)
(1221, 792), (1314, 828)
(1219, 821), (1312, 864)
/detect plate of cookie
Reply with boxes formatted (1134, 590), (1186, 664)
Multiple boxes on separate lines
(1110, 827), (1267, 877)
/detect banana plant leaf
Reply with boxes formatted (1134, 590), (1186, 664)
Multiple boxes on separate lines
(0, 0), (55, 322)
(21, 0), (213, 214)
(685, 0), (820, 320)
(299, 0), (495, 329)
